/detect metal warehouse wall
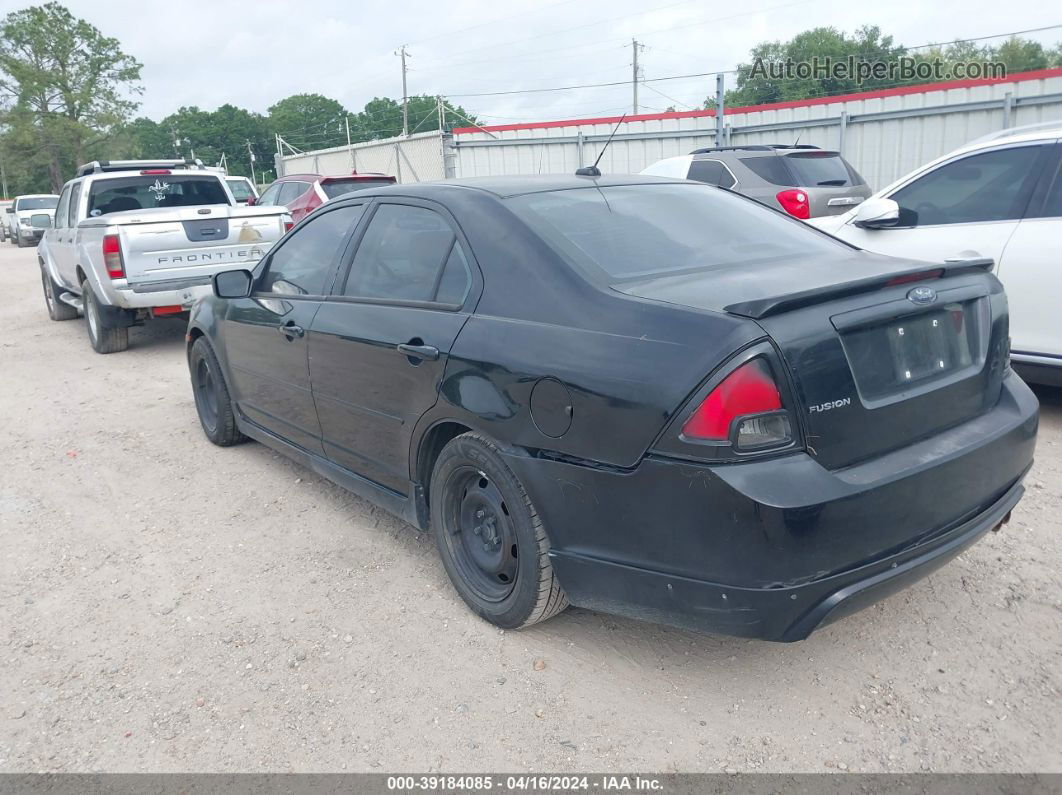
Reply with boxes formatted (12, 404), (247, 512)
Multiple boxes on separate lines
(278, 130), (446, 183)
(280, 69), (1062, 193)
(451, 68), (1062, 192)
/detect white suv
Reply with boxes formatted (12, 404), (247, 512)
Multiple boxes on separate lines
(811, 122), (1062, 385)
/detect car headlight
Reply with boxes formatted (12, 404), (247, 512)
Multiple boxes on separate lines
(19, 217), (31, 226)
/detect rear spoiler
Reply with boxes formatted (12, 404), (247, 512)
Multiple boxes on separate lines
(724, 257), (994, 319)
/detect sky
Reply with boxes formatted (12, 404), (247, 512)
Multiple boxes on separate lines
(2, 0), (1059, 134)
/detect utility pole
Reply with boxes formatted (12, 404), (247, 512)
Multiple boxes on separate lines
(396, 45), (410, 137)
(245, 140), (257, 186)
(715, 73), (725, 146)
(631, 39), (645, 114)
(0, 146), (8, 199)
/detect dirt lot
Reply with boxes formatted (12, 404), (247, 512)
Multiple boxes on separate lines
(1, 242), (1060, 774)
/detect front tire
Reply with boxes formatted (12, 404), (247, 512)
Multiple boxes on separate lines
(189, 336), (246, 446)
(41, 268), (78, 321)
(15, 231), (28, 248)
(431, 432), (568, 629)
(82, 279), (129, 354)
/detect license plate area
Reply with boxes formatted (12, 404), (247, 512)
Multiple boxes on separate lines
(837, 299), (987, 404)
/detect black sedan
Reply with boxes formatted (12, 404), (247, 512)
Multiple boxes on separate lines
(186, 175), (1037, 641)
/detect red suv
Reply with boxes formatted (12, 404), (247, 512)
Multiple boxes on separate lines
(255, 172), (397, 223)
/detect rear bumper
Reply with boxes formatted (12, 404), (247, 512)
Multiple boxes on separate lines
(502, 373), (1038, 641)
(103, 279), (212, 310)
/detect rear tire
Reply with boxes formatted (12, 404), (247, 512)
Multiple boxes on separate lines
(82, 279), (129, 354)
(41, 268), (78, 321)
(430, 432), (568, 629)
(15, 231), (28, 248)
(189, 336), (246, 446)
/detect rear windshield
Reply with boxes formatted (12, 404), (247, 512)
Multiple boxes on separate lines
(16, 197), (58, 210)
(321, 179), (395, 199)
(740, 152), (864, 187)
(508, 183), (845, 282)
(87, 175), (230, 216)
(226, 179), (255, 200)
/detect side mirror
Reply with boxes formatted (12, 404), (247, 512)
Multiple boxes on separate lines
(30, 213), (53, 228)
(213, 269), (254, 299)
(852, 197), (900, 229)
(5, 207), (13, 213)
(245, 196), (257, 206)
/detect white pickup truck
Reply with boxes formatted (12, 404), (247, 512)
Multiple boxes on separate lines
(38, 159), (291, 353)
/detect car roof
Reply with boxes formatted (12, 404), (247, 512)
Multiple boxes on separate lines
(361, 174), (689, 199)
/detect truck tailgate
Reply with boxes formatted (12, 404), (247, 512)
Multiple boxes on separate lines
(105, 206), (287, 285)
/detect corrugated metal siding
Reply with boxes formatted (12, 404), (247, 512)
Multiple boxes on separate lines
(452, 70), (1062, 191)
(279, 130), (445, 183)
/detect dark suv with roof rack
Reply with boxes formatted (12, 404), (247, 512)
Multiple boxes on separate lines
(641, 144), (872, 219)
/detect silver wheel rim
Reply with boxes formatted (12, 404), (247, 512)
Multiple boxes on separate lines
(86, 292), (99, 341)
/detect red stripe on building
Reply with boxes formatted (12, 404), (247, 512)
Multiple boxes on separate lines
(452, 67), (1062, 135)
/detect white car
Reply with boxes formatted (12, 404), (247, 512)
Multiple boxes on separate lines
(811, 122), (1062, 386)
(6, 193), (60, 247)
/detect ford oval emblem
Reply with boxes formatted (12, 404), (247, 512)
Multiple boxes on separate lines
(907, 286), (937, 305)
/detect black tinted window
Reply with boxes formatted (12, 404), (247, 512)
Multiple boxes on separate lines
(88, 175), (229, 215)
(740, 156), (794, 186)
(510, 183), (842, 281)
(891, 146), (1042, 226)
(322, 179), (395, 198)
(687, 159), (735, 188)
(1035, 162), (1062, 218)
(343, 204), (468, 303)
(259, 205), (364, 296)
(785, 152), (860, 186)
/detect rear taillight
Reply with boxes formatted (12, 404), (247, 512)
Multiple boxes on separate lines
(102, 234), (124, 279)
(284, 221), (294, 232)
(681, 359), (792, 450)
(776, 189), (810, 219)
(886, 269), (943, 286)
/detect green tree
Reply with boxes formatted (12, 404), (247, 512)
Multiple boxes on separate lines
(0, 2), (141, 191)
(268, 93), (347, 151)
(992, 37), (1050, 73)
(715, 26), (905, 108)
(350, 95), (477, 141)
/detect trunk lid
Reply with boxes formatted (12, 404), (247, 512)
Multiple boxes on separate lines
(616, 251), (1010, 469)
(83, 205), (288, 285)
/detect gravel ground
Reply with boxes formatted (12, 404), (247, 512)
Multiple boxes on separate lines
(1, 243), (1060, 774)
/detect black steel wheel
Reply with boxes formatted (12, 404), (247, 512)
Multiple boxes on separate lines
(189, 336), (246, 446)
(431, 432), (568, 628)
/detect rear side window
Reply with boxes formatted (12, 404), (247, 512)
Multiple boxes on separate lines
(259, 204), (365, 296)
(278, 181), (310, 205)
(784, 152), (862, 187)
(687, 159), (736, 189)
(87, 175), (230, 216)
(343, 204), (470, 304)
(740, 156), (794, 186)
(321, 180), (396, 199)
(891, 146), (1043, 226)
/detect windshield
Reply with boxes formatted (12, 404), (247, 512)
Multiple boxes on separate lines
(226, 179), (255, 200)
(784, 152), (862, 187)
(321, 179), (395, 199)
(16, 196), (58, 211)
(87, 175), (230, 216)
(508, 183), (846, 282)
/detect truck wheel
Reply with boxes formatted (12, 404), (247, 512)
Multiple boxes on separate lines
(15, 231), (28, 248)
(41, 268), (78, 321)
(189, 336), (246, 446)
(82, 279), (129, 354)
(430, 432), (569, 629)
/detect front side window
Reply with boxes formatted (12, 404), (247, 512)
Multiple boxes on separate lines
(257, 204), (365, 296)
(53, 188), (71, 230)
(68, 183), (82, 227)
(890, 146), (1043, 226)
(343, 204), (470, 304)
(87, 175), (230, 216)
(509, 183), (844, 282)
